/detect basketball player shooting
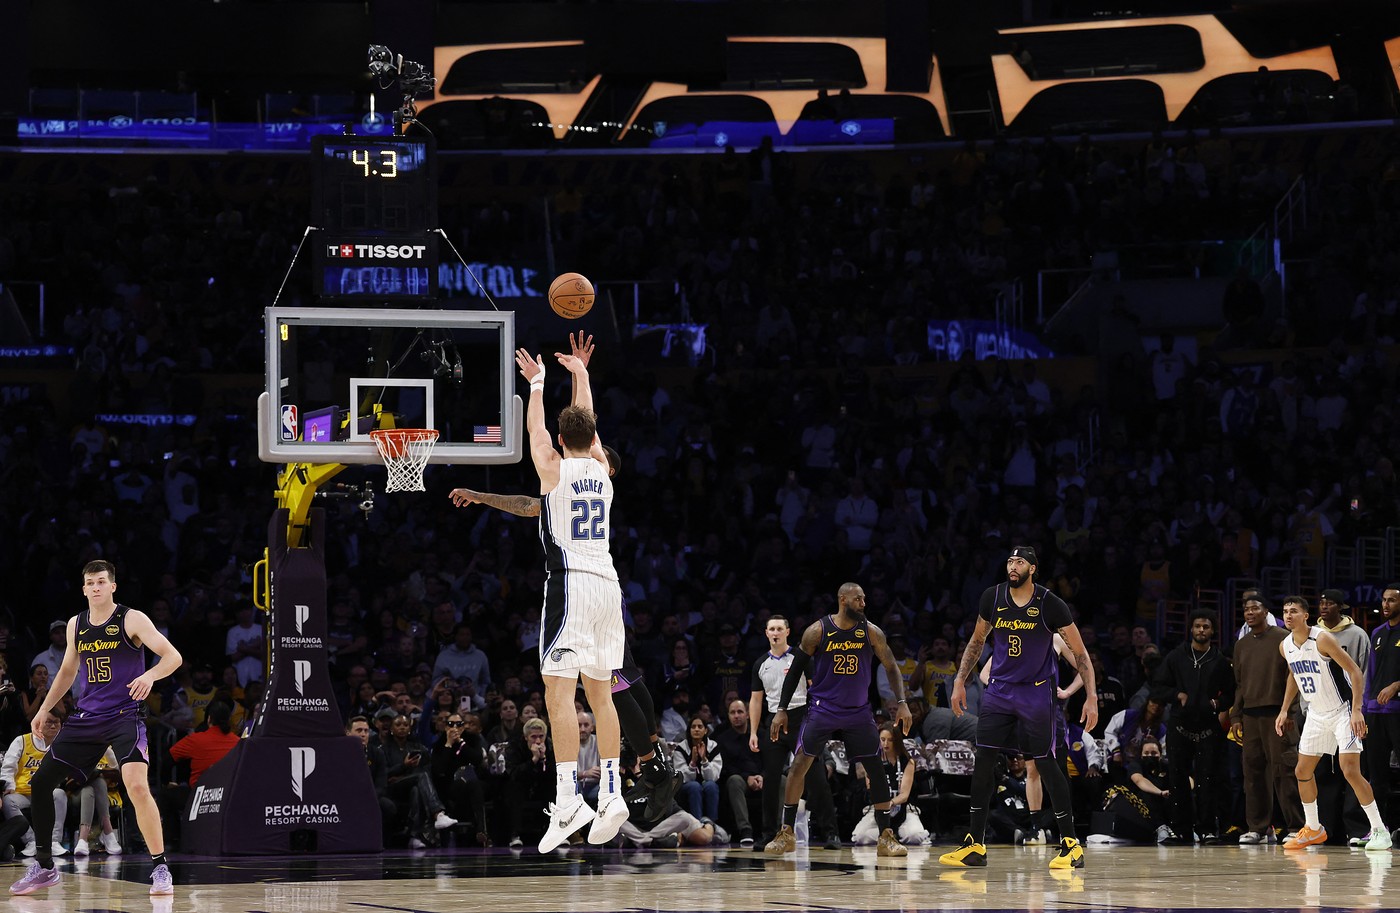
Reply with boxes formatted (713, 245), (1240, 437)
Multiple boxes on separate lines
(450, 334), (680, 825)
(11, 560), (182, 897)
(514, 346), (629, 851)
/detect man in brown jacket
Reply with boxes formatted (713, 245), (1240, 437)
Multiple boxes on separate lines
(1229, 592), (1303, 843)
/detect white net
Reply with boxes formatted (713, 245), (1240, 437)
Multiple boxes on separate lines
(370, 429), (439, 493)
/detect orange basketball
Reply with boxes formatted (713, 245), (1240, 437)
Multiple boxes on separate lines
(549, 272), (595, 319)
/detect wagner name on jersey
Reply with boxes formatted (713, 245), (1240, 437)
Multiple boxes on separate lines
(540, 457), (619, 581)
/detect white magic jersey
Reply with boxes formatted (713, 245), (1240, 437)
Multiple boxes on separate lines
(538, 455), (624, 678)
(541, 456), (619, 581)
(1283, 626), (1351, 717)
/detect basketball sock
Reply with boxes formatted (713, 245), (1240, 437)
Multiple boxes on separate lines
(1034, 750), (1076, 841)
(556, 762), (579, 805)
(1303, 800), (1320, 830)
(601, 758), (620, 798)
(783, 804), (798, 828)
(969, 806), (989, 844)
(969, 746), (999, 843)
(36, 850), (53, 871)
(151, 853), (168, 868)
(874, 808), (892, 833)
(1362, 801), (1386, 830)
(641, 754), (667, 783)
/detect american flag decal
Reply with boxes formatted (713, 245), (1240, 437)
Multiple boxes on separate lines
(473, 425), (502, 443)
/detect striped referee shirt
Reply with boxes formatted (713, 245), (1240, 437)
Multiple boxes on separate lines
(752, 648), (809, 714)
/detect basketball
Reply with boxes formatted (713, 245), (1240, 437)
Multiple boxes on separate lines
(549, 272), (595, 319)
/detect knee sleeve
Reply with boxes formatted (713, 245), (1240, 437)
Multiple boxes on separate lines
(971, 747), (999, 801)
(29, 760), (65, 795)
(862, 757), (892, 805)
(629, 682), (657, 735)
(613, 687), (652, 753)
(1036, 751), (1073, 813)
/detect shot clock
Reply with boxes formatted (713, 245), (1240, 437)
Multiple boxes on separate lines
(311, 135), (438, 299)
(311, 136), (436, 232)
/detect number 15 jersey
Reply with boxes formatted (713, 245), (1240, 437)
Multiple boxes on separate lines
(541, 456), (618, 581)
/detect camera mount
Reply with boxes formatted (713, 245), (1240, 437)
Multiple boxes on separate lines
(368, 44), (437, 135)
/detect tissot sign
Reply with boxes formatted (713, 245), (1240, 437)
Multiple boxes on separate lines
(325, 242), (429, 260)
(313, 234), (438, 299)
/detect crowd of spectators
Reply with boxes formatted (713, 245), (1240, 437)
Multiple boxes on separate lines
(0, 120), (1399, 848)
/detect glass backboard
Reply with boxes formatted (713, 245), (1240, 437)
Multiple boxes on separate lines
(258, 306), (522, 465)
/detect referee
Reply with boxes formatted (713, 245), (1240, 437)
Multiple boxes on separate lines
(748, 615), (839, 849)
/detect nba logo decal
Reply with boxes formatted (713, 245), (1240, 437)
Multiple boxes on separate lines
(280, 405), (298, 442)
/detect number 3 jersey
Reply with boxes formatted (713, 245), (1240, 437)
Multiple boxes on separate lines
(808, 615), (874, 715)
(977, 582), (1073, 684)
(541, 456), (619, 581)
(74, 604), (147, 719)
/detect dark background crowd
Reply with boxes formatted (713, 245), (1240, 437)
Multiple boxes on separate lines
(1, 118), (1399, 849)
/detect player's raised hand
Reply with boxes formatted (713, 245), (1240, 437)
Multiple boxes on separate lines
(449, 488), (482, 507)
(515, 349), (545, 384)
(569, 331), (595, 366)
(553, 351), (587, 375)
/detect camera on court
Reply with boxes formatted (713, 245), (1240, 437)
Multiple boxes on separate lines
(367, 44), (436, 98)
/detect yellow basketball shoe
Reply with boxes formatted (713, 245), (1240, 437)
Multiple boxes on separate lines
(938, 834), (988, 867)
(1049, 836), (1084, 869)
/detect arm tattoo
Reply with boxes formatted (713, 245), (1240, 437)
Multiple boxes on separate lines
(956, 631), (986, 683)
(1060, 627), (1096, 696)
(474, 493), (541, 517)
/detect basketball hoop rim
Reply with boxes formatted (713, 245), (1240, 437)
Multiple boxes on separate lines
(368, 428), (441, 444)
(370, 428), (440, 468)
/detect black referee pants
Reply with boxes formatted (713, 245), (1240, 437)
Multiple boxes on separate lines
(761, 708), (836, 839)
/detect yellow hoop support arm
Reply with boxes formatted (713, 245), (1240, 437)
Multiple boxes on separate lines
(274, 461), (347, 550)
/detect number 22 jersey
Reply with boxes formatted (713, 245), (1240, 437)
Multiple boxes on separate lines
(541, 456), (618, 580)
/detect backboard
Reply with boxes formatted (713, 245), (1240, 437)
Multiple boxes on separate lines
(257, 306), (523, 465)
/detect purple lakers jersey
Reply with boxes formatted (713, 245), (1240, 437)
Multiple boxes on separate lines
(808, 614), (873, 714)
(74, 605), (147, 718)
(979, 583), (1073, 684)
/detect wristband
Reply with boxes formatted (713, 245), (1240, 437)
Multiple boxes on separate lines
(529, 381), (544, 392)
(897, 698), (908, 704)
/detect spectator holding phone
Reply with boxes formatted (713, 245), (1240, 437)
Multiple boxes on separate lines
(432, 712), (491, 847)
(381, 714), (457, 848)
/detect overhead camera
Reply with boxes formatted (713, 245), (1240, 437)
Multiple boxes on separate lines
(367, 44), (437, 134)
(368, 44), (436, 98)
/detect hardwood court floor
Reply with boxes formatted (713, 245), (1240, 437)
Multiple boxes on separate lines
(5, 844), (1393, 913)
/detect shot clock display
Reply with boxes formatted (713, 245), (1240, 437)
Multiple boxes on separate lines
(311, 136), (436, 233)
(311, 135), (438, 299)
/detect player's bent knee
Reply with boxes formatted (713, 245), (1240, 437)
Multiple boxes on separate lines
(863, 759), (892, 805)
